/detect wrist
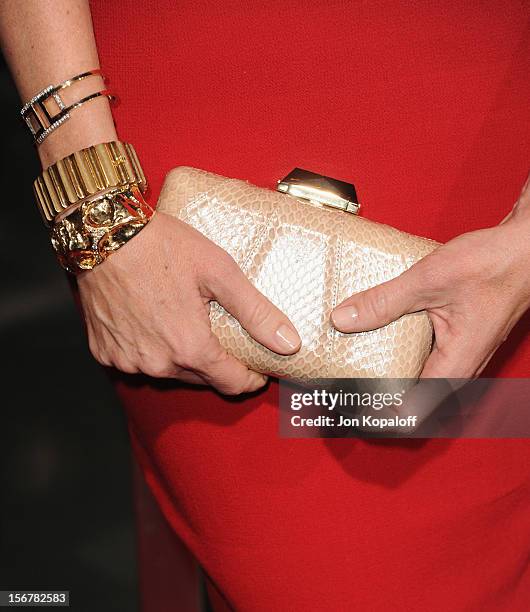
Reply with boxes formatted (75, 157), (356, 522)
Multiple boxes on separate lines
(51, 186), (154, 274)
(35, 140), (146, 226)
(37, 98), (118, 169)
(33, 139), (151, 274)
(501, 214), (530, 305)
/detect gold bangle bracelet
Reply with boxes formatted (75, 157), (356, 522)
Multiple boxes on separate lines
(50, 185), (155, 274)
(34, 141), (147, 227)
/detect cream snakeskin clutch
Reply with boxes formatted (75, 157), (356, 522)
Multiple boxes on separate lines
(157, 167), (440, 380)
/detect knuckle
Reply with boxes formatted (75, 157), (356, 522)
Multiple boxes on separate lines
(175, 346), (204, 371)
(87, 336), (104, 363)
(209, 249), (238, 279)
(107, 351), (124, 369)
(176, 335), (220, 371)
(143, 360), (175, 379)
(218, 250), (238, 271)
(92, 349), (111, 367)
(247, 297), (274, 329)
(413, 260), (440, 290)
(87, 333), (97, 355)
(367, 288), (389, 320)
(113, 359), (138, 374)
(219, 377), (249, 396)
(142, 365), (171, 379)
(229, 383), (248, 396)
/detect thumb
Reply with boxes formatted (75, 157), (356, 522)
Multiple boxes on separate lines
(420, 337), (488, 380)
(331, 269), (425, 333)
(210, 261), (302, 356)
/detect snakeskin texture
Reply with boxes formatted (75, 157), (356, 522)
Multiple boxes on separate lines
(157, 167), (440, 379)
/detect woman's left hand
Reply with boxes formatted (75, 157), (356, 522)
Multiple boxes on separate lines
(331, 175), (530, 379)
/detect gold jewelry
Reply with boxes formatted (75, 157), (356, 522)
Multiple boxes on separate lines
(50, 185), (155, 274)
(34, 141), (147, 227)
(21, 69), (115, 145)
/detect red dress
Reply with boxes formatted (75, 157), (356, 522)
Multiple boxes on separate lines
(91, 1), (530, 609)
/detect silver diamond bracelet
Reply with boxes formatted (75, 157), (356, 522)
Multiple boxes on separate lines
(20, 69), (114, 145)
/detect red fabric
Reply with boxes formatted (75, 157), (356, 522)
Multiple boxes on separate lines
(91, 1), (530, 610)
(132, 460), (202, 612)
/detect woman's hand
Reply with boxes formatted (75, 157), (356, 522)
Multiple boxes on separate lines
(331, 178), (530, 379)
(77, 211), (301, 394)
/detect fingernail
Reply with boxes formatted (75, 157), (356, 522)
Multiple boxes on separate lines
(275, 324), (301, 351)
(331, 305), (359, 331)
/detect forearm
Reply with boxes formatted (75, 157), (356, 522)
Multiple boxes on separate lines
(0, 0), (116, 168)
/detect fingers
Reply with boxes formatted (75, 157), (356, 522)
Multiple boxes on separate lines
(194, 335), (269, 395)
(419, 336), (492, 379)
(419, 345), (463, 379)
(387, 377), (460, 433)
(91, 332), (267, 395)
(331, 268), (426, 333)
(210, 258), (301, 355)
(164, 368), (207, 386)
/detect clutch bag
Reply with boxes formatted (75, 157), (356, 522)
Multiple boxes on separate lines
(157, 167), (440, 380)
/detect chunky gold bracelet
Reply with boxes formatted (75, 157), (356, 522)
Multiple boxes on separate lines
(34, 141), (147, 227)
(50, 185), (155, 274)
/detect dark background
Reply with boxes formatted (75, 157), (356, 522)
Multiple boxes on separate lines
(0, 58), (139, 609)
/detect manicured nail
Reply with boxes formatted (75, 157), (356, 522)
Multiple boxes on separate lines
(331, 305), (359, 331)
(275, 324), (301, 351)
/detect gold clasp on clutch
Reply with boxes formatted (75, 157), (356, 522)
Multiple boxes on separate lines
(277, 168), (360, 215)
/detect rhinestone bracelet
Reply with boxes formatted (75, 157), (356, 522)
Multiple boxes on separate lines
(20, 69), (115, 145)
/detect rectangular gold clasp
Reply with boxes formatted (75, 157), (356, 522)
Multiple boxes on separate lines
(277, 167), (360, 215)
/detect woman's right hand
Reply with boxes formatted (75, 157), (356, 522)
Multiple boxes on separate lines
(77, 211), (302, 394)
